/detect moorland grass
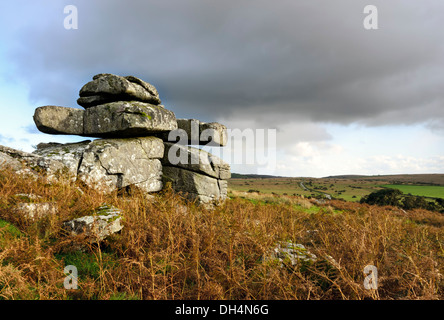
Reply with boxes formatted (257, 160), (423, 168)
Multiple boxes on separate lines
(0, 168), (443, 300)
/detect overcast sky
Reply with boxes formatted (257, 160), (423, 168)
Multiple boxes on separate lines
(0, 0), (443, 177)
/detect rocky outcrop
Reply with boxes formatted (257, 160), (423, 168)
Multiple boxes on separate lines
(0, 73), (232, 245)
(5, 73), (231, 206)
(34, 137), (164, 193)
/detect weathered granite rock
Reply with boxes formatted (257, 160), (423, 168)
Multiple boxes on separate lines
(199, 121), (228, 147)
(33, 106), (84, 135)
(263, 241), (339, 275)
(123, 75), (159, 98)
(78, 73), (161, 107)
(162, 142), (230, 180)
(18, 72), (232, 207)
(218, 179), (228, 200)
(14, 194), (42, 201)
(33, 140), (92, 177)
(13, 202), (58, 220)
(162, 166), (227, 204)
(36, 142), (64, 150)
(33, 137), (165, 193)
(64, 205), (123, 241)
(0, 149), (23, 171)
(33, 102), (177, 138)
(0, 144), (66, 178)
(268, 241), (318, 267)
(83, 101), (177, 138)
(161, 119), (227, 146)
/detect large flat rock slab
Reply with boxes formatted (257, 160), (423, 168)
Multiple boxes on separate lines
(33, 106), (84, 135)
(83, 101), (177, 137)
(33, 102), (177, 138)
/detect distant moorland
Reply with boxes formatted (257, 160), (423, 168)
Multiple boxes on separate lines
(228, 173), (444, 202)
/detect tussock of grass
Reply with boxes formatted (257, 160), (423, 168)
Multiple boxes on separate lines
(0, 167), (443, 300)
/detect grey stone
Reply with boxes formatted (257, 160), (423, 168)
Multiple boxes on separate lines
(218, 180), (228, 199)
(83, 101), (177, 138)
(78, 73), (161, 107)
(161, 119), (227, 146)
(124, 75), (159, 98)
(33, 140), (92, 176)
(200, 121), (228, 147)
(162, 166), (227, 204)
(33, 106), (84, 135)
(76, 95), (114, 108)
(0, 144), (66, 179)
(36, 142), (63, 150)
(0, 150), (23, 171)
(33, 137), (165, 193)
(33, 102), (177, 138)
(13, 202), (58, 220)
(162, 142), (230, 180)
(266, 241), (317, 267)
(64, 205), (123, 241)
(14, 194), (42, 201)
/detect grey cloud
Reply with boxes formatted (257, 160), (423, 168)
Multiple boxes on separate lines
(4, 0), (444, 129)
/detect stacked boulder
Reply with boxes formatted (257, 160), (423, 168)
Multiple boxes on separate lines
(31, 73), (230, 205)
(34, 73), (176, 138)
(160, 119), (230, 204)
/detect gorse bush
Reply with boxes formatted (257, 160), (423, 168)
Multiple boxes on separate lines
(0, 168), (443, 300)
(360, 188), (444, 212)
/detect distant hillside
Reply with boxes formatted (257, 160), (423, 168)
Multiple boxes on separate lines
(323, 174), (444, 186)
(323, 175), (368, 179)
(230, 173), (283, 179)
(233, 173), (444, 185)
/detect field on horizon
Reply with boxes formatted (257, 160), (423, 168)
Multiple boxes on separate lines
(381, 184), (444, 199)
(228, 174), (444, 202)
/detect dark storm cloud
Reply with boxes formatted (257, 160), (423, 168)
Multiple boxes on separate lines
(4, 0), (444, 128)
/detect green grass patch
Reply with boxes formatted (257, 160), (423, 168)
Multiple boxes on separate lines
(382, 184), (444, 199)
(294, 204), (321, 214)
(0, 219), (23, 249)
(0, 220), (22, 238)
(55, 250), (118, 281)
